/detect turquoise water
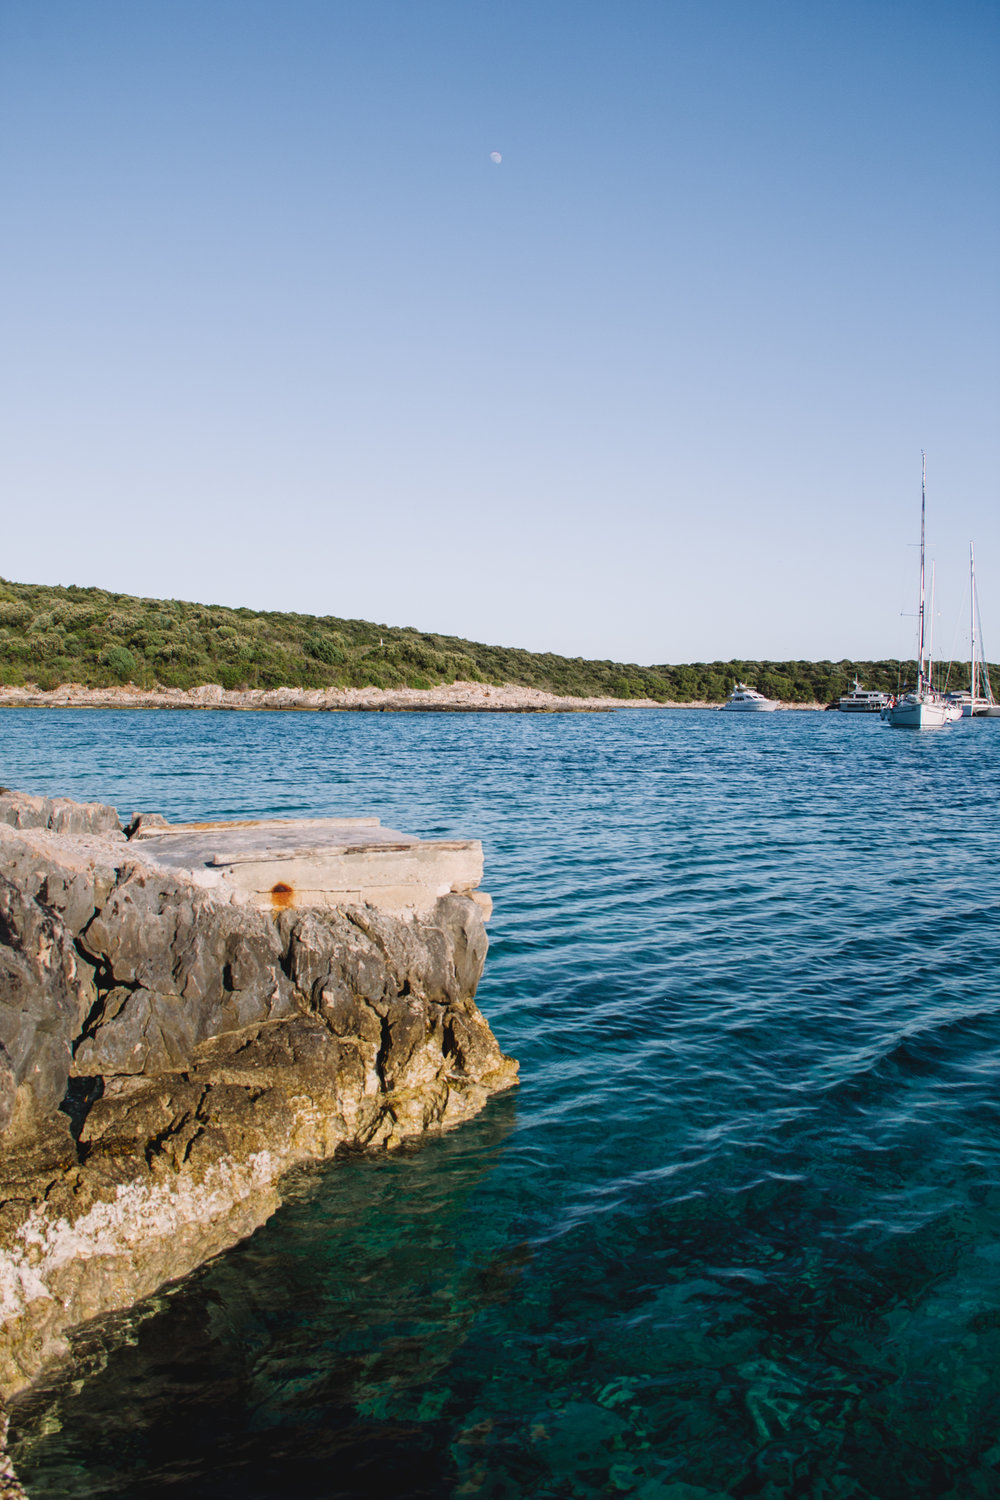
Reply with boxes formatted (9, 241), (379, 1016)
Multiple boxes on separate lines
(4, 706), (1000, 1499)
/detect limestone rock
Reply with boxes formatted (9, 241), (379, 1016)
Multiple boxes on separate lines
(123, 812), (168, 839)
(0, 1408), (27, 1499)
(0, 791), (517, 1402)
(0, 875), (95, 1137)
(77, 866), (298, 1056)
(0, 789), (121, 838)
(0, 823), (122, 938)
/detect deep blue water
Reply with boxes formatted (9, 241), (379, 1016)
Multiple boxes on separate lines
(4, 706), (1000, 1499)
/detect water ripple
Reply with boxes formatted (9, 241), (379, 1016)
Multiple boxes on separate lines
(4, 707), (1000, 1497)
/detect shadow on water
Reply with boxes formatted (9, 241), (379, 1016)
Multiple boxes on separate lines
(11, 1096), (522, 1499)
(12, 1087), (1000, 1498)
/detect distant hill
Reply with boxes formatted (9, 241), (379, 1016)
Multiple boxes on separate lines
(0, 578), (985, 704)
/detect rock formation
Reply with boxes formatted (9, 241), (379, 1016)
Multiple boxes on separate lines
(0, 788), (516, 1410)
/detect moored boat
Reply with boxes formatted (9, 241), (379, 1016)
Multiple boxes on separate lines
(962, 542), (1000, 717)
(944, 689), (976, 717)
(882, 690), (961, 729)
(721, 682), (779, 712)
(883, 455), (961, 729)
(838, 678), (889, 713)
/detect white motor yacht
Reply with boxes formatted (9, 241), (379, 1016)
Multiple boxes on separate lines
(721, 682), (779, 712)
(838, 678), (890, 713)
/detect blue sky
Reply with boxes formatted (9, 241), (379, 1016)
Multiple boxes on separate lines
(2, 1), (997, 663)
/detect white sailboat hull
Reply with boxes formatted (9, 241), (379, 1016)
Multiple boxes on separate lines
(885, 459), (967, 731)
(883, 695), (959, 729)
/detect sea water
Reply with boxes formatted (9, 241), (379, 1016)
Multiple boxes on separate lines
(3, 706), (1000, 1499)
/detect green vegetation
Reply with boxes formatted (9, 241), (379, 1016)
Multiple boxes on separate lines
(0, 577), (989, 703)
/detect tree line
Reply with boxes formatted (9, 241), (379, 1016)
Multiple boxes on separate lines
(0, 578), (988, 703)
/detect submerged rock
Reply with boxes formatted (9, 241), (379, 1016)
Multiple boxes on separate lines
(0, 789), (516, 1406)
(0, 1408), (26, 1499)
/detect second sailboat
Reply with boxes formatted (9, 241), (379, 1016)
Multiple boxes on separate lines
(882, 454), (962, 729)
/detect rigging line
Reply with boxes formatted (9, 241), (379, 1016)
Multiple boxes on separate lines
(940, 576), (969, 694)
(975, 592), (996, 702)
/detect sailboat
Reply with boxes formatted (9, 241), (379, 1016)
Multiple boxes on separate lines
(882, 455), (963, 729)
(955, 543), (1000, 717)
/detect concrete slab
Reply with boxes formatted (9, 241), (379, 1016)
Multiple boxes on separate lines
(128, 816), (487, 919)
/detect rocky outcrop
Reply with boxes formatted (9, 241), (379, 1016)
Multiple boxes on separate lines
(0, 789), (121, 837)
(0, 790), (516, 1404)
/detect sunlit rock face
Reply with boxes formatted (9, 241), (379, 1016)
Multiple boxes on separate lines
(0, 790), (516, 1401)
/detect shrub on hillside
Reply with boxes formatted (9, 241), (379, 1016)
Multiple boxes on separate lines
(51, 603), (97, 629)
(0, 601), (32, 627)
(304, 633), (346, 665)
(100, 645), (138, 681)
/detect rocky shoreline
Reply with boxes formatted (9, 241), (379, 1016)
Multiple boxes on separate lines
(0, 681), (822, 712)
(0, 680), (636, 712)
(0, 788), (516, 1485)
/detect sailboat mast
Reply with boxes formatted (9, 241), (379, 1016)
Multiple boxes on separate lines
(970, 542), (978, 701)
(917, 452), (927, 694)
(928, 560), (936, 691)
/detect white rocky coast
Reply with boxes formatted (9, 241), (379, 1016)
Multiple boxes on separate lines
(0, 680), (656, 711)
(0, 681), (822, 712)
(0, 787), (517, 1481)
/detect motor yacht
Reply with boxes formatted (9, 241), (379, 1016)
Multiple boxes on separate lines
(721, 682), (779, 712)
(838, 678), (889, 713)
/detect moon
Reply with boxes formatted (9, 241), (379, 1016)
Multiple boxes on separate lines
(489, 151), (502, 165)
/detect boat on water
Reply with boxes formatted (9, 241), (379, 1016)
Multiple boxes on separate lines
(952, 543), (1000, 717)
(721, 682), (779, 712)
(884, 689), (962, 729)
(882, 455), (962, 729)
(838, 678), (890, 713)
